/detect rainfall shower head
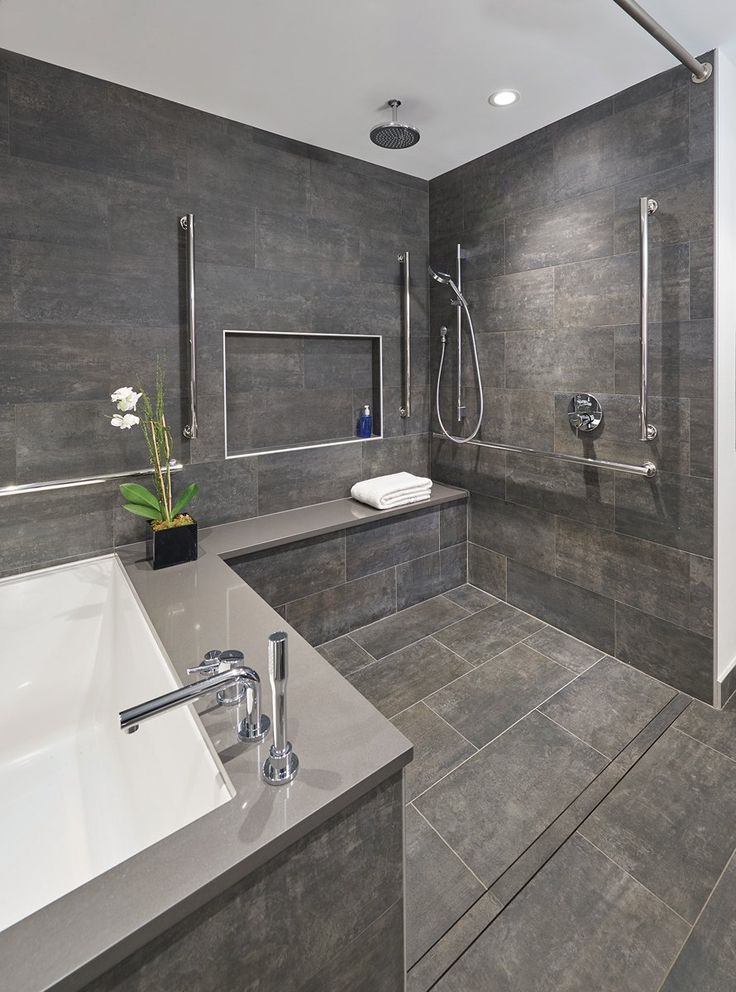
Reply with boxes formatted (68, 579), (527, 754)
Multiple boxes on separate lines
(369, 100), (420, 150)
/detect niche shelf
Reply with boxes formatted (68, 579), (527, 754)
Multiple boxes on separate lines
(223, 330), (383, 458)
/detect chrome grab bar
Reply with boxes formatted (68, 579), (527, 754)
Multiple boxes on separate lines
(0, 461), (183, 497)
(180, 213), (198, 440)
(639, 196), (658, 442)
(398, 250), (411, 418)
(433, 433), (657, 478)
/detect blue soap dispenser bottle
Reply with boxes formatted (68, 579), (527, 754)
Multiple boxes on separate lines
(358, 404), (373, 439)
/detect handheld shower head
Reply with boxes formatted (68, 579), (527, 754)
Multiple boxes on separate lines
(429, 267), (453, 285)
(429, 265), (467, 306)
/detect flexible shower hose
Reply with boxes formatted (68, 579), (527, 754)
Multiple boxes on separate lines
(435, 284), (484, 444)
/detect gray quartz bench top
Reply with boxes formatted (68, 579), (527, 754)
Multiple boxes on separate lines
(3, 492), (455, 992)
(204, 482), (468, 559)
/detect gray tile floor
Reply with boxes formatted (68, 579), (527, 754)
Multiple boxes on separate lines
(317, 585), (736, 991)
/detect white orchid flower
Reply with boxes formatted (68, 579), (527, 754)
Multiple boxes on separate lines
(111, 387), (142, 412)
(111, 413), (140, 430)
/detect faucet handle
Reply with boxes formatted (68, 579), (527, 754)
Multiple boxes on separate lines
(187, 649), (222, 677)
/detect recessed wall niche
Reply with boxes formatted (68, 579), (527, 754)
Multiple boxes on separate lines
(223, 330), (383, 458)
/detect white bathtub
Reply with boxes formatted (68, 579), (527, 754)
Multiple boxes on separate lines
(0, 555), (234, 933)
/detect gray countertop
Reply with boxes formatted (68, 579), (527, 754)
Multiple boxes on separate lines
(1, 486), (466, 992)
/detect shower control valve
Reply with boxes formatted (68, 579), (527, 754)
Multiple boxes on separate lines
(567, 393), (603, 436)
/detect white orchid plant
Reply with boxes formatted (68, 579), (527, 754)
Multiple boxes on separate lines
(110, 368), (198, 530)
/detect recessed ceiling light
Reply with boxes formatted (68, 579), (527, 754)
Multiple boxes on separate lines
(488, 89), (520, 108)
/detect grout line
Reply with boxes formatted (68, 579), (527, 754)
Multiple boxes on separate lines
(534, 709), (611, 760)
(575, 833), (692, 927)
(655, 846), (736, 992)
(410, 804), (488, 892)
(671, 725), (736, 766)
(411, 664), (583, 805)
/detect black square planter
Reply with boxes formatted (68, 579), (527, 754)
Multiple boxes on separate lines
(149, 519), (198, 570)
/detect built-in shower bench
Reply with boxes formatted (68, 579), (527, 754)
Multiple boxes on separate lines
(200, 481), (468, 561)
(205, 481), (469, 647)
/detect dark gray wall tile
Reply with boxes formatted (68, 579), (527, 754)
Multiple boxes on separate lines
(468, 542), (506, 598)
(396, 552), (444, 611)
(361, 433), (429, 478)
(507, 560), (616, 655)
(0, 404), (15, 483)
(483, 387), (555, 452)
(614, 320), (713, 399)
(346, 506), (439, 580)
(470, 493), (556, 573)
(614, 472), (713, 556)
(554, 244), (690, 328)
(689, 237), (713, 318)
(555, 517), (693, 632)
(615, 603), (713, 702)
(440, 500), (467, 548)
(470, 267), (554, 332)
(504, 327), (615, 393)
(613, 160), (713, 252)
(285, 566), (396, 645)
(440, 543), (467, 590)
(231, 532), (346, 606)
(506, 453), (615, 530)
(505, 189), (614, 273)
(553, 86), (689, 199)
(257, 444), (363, 514)
(690, 396), (714, 479)
(432, 435), (505, 499)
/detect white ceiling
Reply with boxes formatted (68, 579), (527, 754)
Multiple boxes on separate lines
(0, 0), (735, 179)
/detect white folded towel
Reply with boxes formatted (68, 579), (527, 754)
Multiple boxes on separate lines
(351, 472), (433, 510)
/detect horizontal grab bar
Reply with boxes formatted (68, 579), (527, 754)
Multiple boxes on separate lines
(0, 462), (183, 497)
(432, 433), (657, 478)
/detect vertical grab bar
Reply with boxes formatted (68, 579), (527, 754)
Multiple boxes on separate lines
(398, 250), (411, 418)
(639, 196), (658, 442)
(180, 213), (198, 440)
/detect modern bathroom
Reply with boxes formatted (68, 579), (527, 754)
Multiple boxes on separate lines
(1, 1), (735, 989)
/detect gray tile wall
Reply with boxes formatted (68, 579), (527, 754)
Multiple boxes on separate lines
(83, 773), (405, 992)
(0, 48), (429, 575)
(429, 58), (715, 701)
(230, 501), (467, 645)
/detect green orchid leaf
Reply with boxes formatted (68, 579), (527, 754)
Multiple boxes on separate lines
(171, 482), (199, 518)
(119, 483), (161, 512)
(123, 502), (163, 521)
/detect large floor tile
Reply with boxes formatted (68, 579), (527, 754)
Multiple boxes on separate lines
(660, 852), (736, 992)
(405, 807), (485, 969)
(539, 655), (677, 757)
(580, 727), (736, 922)
(425, 642), (573, 747)
(433, 833), (689, 992)
(674, 698), (736, 762)
(415, 711), (606, 886)
(391, 701), (476, 802)
(317, 635), (374, 677)
(433, 602), (544, 667)
(443, 583), (500, 613)
(348, 637), (471, 719)
(351, 595), (468, 659)
(524, 624), (605, 674)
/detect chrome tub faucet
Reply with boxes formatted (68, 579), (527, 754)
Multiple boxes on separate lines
(119, 650), (270, 742)
(262, 632), (299, 786)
